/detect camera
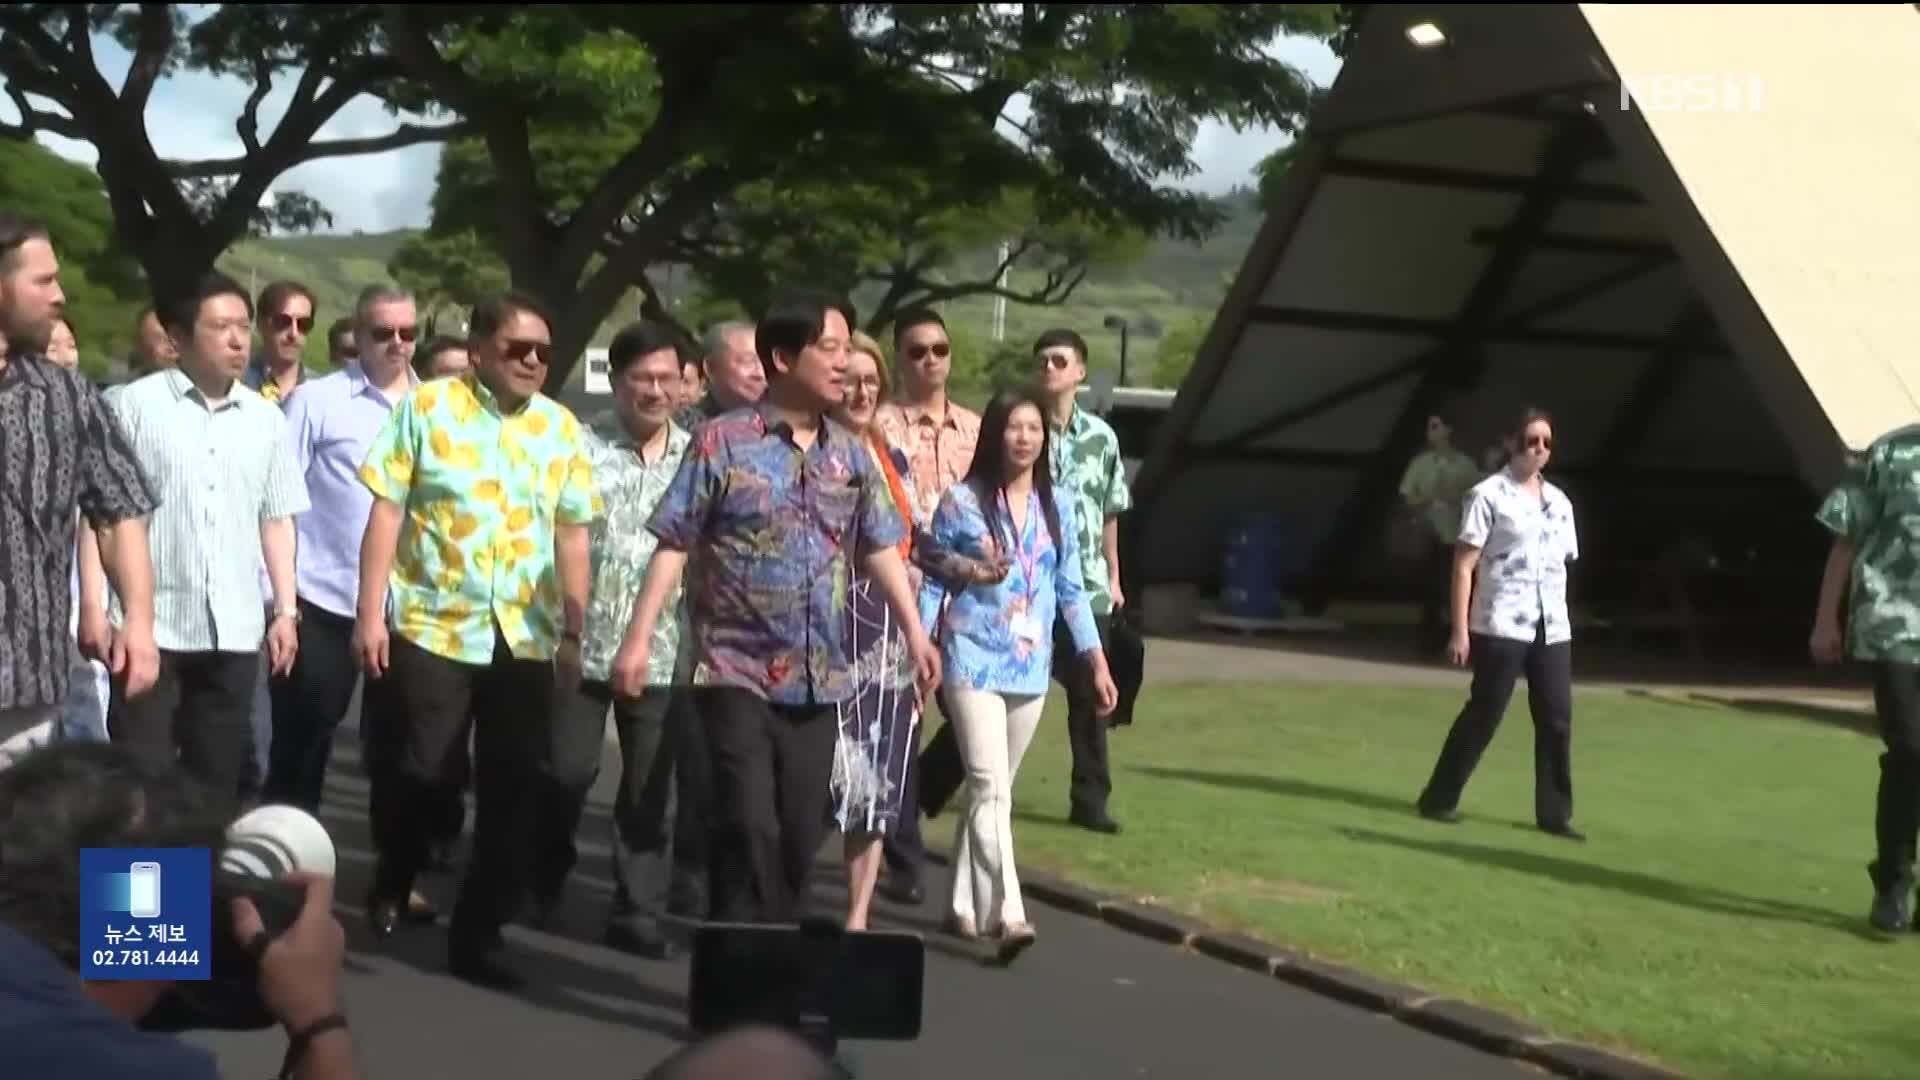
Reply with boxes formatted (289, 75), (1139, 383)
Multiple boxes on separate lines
(138, 805), (333, 1033)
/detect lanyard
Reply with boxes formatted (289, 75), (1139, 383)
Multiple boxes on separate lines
(998, 489), (1041, 601)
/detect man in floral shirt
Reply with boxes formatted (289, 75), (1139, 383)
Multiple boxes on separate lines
(354, 291), (599, 989)
(1812, 428), (1920, 933)
(1034, 328), (1132, 834)
(529, 321), (691, 959)
(609, 290), (939, 925)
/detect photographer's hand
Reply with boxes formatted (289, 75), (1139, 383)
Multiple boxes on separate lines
(232, 874), (360, 1079)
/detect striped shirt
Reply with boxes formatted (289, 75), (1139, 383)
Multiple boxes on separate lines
(0, 355), (157, 709)
(107, 369), (310, 654)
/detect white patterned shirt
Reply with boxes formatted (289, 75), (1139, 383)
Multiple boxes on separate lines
(1459, 467), (1580, 645)
(107, 369), (310, 653)
(579, 418), (690, 686)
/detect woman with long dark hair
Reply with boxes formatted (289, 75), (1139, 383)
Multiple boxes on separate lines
(1417, 407), (1585, 840)
(918, 387), (1118, 961)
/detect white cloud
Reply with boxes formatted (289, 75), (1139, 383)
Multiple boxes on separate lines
(16, 30), (1341, 234)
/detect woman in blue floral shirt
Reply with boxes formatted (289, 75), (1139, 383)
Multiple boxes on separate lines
(919, 387), (1118, 962)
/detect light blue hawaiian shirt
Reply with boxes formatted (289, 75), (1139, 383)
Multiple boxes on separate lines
(917, 482), (1102, 695)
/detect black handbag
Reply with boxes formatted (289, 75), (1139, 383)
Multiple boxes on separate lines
(1104, 607), (1147, 728)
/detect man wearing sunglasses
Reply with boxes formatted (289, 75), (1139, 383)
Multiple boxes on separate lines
(353, 291), (599, 990)
(244, 280), (317, 405)
(871, 307), (982, 906)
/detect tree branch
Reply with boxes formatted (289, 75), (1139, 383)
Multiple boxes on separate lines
(0, 83), (81, 139)
(166, 120), (471, 178)
(121, 3), (175, 113)
(236, 53), (272, 157)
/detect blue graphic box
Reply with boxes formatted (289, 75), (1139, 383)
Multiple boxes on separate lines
(79, 847), (212, 981)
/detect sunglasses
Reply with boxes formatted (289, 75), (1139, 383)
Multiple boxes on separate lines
(1526, 435), (1553, 451)
(368, 325), (418, 344)
(504, 339), (552, 365)
(1036, 350), (1076, 371)
(906, 342), (951, 361)
(271, 313), (315, 335)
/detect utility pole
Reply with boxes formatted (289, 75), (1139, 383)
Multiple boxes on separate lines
(992, 240), (1009, 342)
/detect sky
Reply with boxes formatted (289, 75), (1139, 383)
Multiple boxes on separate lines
(17, 31), (1342, 236)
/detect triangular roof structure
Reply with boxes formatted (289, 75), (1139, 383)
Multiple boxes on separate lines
(1129, 3), (1920, 609)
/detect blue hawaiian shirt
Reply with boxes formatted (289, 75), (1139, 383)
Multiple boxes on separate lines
(647, 401), (907, 706)
(917, 482), (1102, 695)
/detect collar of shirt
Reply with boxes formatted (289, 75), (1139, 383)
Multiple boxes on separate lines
(753, 398), (841, 449)
(344, 360), (416, 402)
(594, 414), (689, 461)
(1049, 400), (1087, 437)
(901, 398), (963, 429)
(0, 351), (52, 391)
(465, 371), (534, 418)
(162, 367), (247, 412)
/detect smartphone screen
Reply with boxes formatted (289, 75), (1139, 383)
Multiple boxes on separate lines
(688, 923), (923, 1040)
(129, 862), (162, 919)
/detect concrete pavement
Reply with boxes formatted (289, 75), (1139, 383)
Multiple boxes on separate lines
(188, 734), (1539, 1079)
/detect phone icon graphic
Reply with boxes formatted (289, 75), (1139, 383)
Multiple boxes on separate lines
(128, 862), (162, 919)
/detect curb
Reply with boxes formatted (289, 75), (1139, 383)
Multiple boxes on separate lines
(981, 862), (1688, 1080)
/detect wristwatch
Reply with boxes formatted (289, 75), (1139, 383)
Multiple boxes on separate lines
(271, 606), (302, 624)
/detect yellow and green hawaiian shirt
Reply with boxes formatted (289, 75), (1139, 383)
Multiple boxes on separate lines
(358, 373), (601, 664)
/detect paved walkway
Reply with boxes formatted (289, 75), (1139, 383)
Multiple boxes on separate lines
(189, 734), (1537, 1079)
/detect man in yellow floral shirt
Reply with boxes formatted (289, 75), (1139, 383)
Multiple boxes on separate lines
(352, 290), (600, 991)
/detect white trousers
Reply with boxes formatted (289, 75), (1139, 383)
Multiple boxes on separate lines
(946, 688), (1046, 932)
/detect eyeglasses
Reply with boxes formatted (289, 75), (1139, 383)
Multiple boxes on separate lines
(1035, 350), (1075, 371)
(503, 339), (552, 365)
(1526, 435), (1553, 451)
(906, 342), (951, 362)
(271, 313), (314, 335)
(368, 325), (418, 344)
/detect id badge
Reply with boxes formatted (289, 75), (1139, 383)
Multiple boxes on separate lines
(1010, 611), (1044, 642)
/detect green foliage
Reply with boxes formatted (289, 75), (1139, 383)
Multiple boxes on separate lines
(1149, 312), (1214, 389)
(387, 229), (511, 331)
(0, 139), (147, 376)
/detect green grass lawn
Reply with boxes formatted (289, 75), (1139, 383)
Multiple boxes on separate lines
(931, 682), (1920, 1080)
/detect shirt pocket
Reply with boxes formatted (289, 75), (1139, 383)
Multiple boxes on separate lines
(809, 470), (862, 541)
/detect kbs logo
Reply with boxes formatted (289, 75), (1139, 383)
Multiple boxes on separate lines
(1617, 73), (1766, 115)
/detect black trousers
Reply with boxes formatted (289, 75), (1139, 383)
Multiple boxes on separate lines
(1870, 663), (1920, 892)
(1052, 613), (1116, 815)
(263, 600), (359, 813)
(703, 687), (839, 924)
(671, 672), (713, 909)
(533, 680), (680, 931)
(363, 630), (550, 952)
(881, 685), (954, 884)
(109, 648), (260, 814)
(1418, 625), (1574, 828)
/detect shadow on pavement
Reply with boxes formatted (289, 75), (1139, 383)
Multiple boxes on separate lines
(1130, 765), (1536, 832)
(1623, 687), (1877, 739)
(1334, 825), (1867, 937)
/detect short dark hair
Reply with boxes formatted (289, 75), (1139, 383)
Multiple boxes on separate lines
(1033, 328), (1088, 363)
(892, 307), (945, 343)
(414, 335), (465, 378)
(469, 290), (553, 342)
(608, 321), (682, 375)
(256, 280), (316, 323)
(0, 744), (227, 971)
(161, 272), (254, 336)
(756, 290), (856, 379)
(0, 213), (50, 274)
(1507, 406), (1554, 444)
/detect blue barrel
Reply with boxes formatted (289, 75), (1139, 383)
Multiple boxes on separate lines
(1219, 514), (1287, 619)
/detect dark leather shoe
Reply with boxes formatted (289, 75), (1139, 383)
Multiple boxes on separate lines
(1540, 822), (1587, 843)
(605, 921), (678, 960)
(365, 894), (402, 941)
(877, 875), (926, 906)
(1418, 803), (1461, 824)
(1069, 807), (1121, 835)
(449, 948), (525, 992)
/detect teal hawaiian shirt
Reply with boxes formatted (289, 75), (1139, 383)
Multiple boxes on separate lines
(1048, 404), (1131, 615)
(1816, 426), (1920, 663)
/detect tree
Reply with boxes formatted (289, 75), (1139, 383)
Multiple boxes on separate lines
(0, 137), (148, 376)
(0, 5), (463, 300)
(1148, 311), (1213, 389)
(384, 4), (1344, 391)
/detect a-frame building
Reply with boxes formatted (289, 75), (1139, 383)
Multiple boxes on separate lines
(1130, 3), (1920, 632)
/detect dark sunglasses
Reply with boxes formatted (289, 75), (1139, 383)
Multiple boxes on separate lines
(504, 339), (552, 365)
(1036, 350), (1075, 371)
(907, 342), (951, 361)
(369, 325), (418, 344)
(1526, 435), (1553, 451)
(270, 313), (314, 335)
